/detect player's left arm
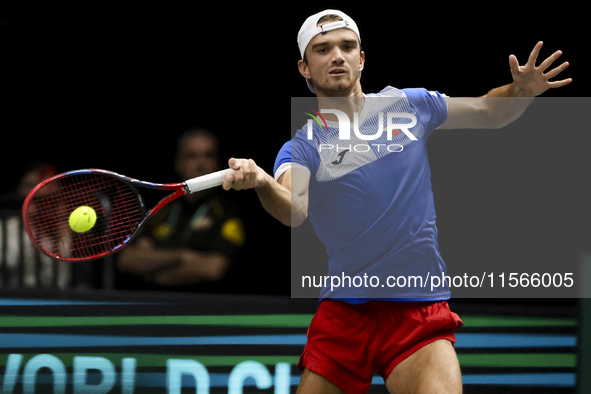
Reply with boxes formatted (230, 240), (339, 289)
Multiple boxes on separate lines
(439, 41), (572, 129)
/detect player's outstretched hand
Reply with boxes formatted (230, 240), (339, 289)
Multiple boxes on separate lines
(222, 158), (266, 191)
(509, 41), (572, 97)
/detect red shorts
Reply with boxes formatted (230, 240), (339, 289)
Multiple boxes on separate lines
(297, 299), (463, 394)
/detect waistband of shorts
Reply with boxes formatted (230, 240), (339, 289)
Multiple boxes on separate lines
(324, 298), (448, 312)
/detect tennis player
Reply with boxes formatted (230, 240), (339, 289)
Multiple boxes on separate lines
(222, 9), (571, 394)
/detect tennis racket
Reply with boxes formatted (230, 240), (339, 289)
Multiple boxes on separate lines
(22, 168), (235, 262)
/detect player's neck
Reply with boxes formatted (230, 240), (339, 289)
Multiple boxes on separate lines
(315, 82), (364, 122)
(316, 81), (363, 98)
(316, 94), (364, 123)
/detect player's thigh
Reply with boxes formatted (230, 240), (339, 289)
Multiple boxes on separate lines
(385, 339), (462, 394)
(296, 368), (347, 394)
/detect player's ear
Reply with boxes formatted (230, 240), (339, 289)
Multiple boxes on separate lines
(298, 59), (311, 79)
(359, 50), (365, 72)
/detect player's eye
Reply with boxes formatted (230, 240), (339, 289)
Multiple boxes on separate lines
(342, 43), (355, 51)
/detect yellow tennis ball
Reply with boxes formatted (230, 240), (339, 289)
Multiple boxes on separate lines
(69, 206), (97, 233)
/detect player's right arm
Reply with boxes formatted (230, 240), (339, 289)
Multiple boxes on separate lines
(222, 158), (310, 227)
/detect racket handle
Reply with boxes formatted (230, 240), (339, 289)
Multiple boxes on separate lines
(185, 168), (235, 194)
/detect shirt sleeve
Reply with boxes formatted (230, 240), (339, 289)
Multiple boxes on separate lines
(273, 140), (292, 180)
(273, 136), (316, 181)
(402, 88), (448, 138)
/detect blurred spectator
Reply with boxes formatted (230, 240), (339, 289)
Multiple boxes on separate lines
(0, 163), (115, 290)
(0, 162), (57, 208)
(116, 127), (245, 293)
(0, 163), (73, 289)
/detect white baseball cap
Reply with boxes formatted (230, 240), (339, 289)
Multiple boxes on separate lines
(297, 9), (361, 93)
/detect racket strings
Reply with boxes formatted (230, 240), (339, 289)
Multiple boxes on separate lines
(25, 172), (143, 260)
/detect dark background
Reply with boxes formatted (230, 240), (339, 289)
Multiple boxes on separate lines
(1, 3), (588, 300)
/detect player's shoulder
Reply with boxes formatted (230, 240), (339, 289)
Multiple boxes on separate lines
(278, 130), (317, 153)
(278, 139), (291, 154)
(367, 86), (447, 98)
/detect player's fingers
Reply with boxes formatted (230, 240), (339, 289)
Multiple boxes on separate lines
(229, 158), (241, 170)
(538, 50), (563, 72)
(224, 158), (258, 190)
(527, 41), (543, 67)
(544, 61), (569, 79)
(548, 78), (572, 88)
(239, 160), (251, 185)
(222, 172), (235, 191)
(233, 163), (245, 185)
(228, 158), (248, 187)
(509, 54), (520, 75)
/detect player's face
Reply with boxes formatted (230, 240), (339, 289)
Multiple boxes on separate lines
(299, 27), (364, 97)
(175, 135), (219, 180)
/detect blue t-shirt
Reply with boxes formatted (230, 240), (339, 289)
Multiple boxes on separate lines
(276, 86), (450, 302)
